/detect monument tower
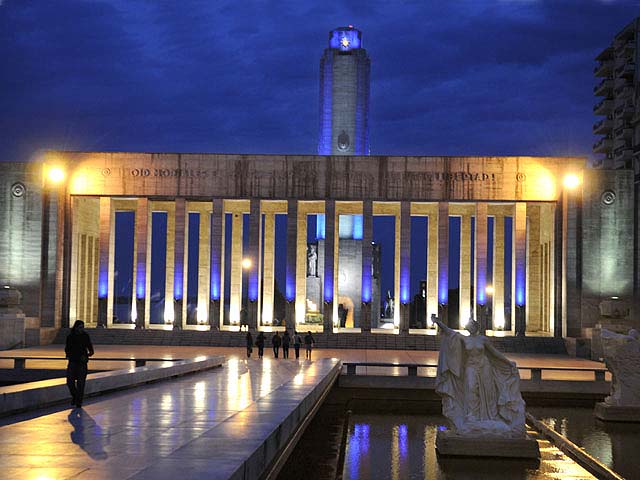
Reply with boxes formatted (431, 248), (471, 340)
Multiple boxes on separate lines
(318, 25), (371, 155)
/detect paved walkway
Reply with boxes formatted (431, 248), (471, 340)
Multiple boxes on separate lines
(1, 356), (340, 479)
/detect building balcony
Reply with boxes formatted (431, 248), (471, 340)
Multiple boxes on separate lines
(613, 126), (633, 141)
(594, 60), (613, 77)
(615, 39), (635, 54)
(613, 146), (633, 165)
(596, 45), (613, 61)
(613, 85), (633, 99)
(614, 102), (635, 120)
(593, 118), (613, 135)
(594, 99), (613, 116)
(594, 78), (613, 96)
(615, 21), (636, 42)
(593, 137), (613, 154)
(614, 63), (635, 79)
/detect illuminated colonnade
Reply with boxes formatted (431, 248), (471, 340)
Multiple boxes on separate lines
(69, 197), (556, 334)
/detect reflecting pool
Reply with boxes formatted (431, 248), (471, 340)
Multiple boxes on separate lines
(529, 406), (640, 480)
(342, 414), (596, 480)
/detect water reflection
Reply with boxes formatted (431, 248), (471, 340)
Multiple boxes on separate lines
(529, 406), (640, 480)
(343, 414), (587, 480)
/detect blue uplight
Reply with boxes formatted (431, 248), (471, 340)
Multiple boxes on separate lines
(516, 259), (526, 306)
(136, 262), (145, 299)
(324, 270), (333, 302)
(400, 264), (410, 304)
(398, 424), (408, 458)
(248, 269), (258, 303)
(352, 215), (363, 240)
(210, 264), (220, 300)
(286, 273), (295, 302)
(361, 265), (371, 303)
(98, 271), (108, 299)
(316, 214), (326, 240)
(174, 266), (183, 300)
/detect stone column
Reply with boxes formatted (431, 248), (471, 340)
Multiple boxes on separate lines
(493, 214), (505, 330)
(459, 213), (472, 326)
(246, 199), (260, 330)
(513, 202), (527, 335)
(399, 201), (411, 332)
(97, 197), (111, 327)
(197, 203), (212, 326)
(323, 200), (335, 332)
(295, 205), (307, 329)
(173, 198), (186, 329)
(210, 199), (223, 330)
(565, 188), (582, 338)
(361, 200), (373, 332)
(474, 203), (488, 331)
(229, 210), (244, 327)
(262, 210), (276, 327)
(437, 202), (449, 324)
(164, 202), (176, 326)
(427, 205), (439, 326)
(286, 200), (297, 328)
(526, 204), (542, 333)
(134, 198), (148, 329)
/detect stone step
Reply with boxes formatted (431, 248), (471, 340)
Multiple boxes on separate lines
(53, 328), (567, 354)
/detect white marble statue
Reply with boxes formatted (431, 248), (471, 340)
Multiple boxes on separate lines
(433, 317), (526, 438)
(601, 328), (640, 407)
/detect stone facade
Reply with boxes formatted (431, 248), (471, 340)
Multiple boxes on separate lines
(0, 151), (637, 349)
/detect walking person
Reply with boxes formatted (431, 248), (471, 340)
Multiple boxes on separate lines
(256, 331), (266, 359)
(282, 331), (291, 359)
(272, 331), (282, 358)
(245, 330), (253, 358)
(293, 331), (302, 359)
(304, 331), (315, 360)
(65, 320), (94, 408)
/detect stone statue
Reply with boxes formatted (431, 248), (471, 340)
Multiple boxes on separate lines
(384, 290), (394, 319)
(600, 328), (640, 407)
(433, 317), (526, 438)
(307, 244), (317, 277)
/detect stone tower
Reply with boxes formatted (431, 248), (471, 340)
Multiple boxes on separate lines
(318, 26), (370, 155)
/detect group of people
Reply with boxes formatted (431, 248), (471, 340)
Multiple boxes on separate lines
(245, 330), (315, 360)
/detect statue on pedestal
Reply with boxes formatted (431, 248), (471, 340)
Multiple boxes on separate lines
(307, 244), (317, 278)
(433, 317), (526, 438)
(601, 328), (640, 407)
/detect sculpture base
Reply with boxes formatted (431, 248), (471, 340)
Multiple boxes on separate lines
(594, 402), (640, 422)
(435, 430), (540, 459)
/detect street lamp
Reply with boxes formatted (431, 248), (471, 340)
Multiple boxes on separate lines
(47, 166), (65, 185)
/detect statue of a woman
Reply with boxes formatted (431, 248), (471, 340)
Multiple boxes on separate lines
(433, 317), (526, 438)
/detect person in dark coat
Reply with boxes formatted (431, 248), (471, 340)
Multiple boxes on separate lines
(65, 320), (94, 408)
(255, 332), (266, 359)
(282, 331), (291, 359)
(272, 331), (282, 358)
(304, 331), (315, 360)
(293, 331), (302, 359)
(245, 331), (253, 358)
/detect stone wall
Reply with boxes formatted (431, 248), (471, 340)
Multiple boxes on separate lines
(0, 163), (44, 318)
(50, 152), (585, 203)
(580, 169), (635, 329)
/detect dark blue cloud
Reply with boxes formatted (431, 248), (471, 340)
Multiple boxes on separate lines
(0, 0), (637, 162)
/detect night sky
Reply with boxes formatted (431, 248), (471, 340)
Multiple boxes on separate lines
(1, 0), (638, 164)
